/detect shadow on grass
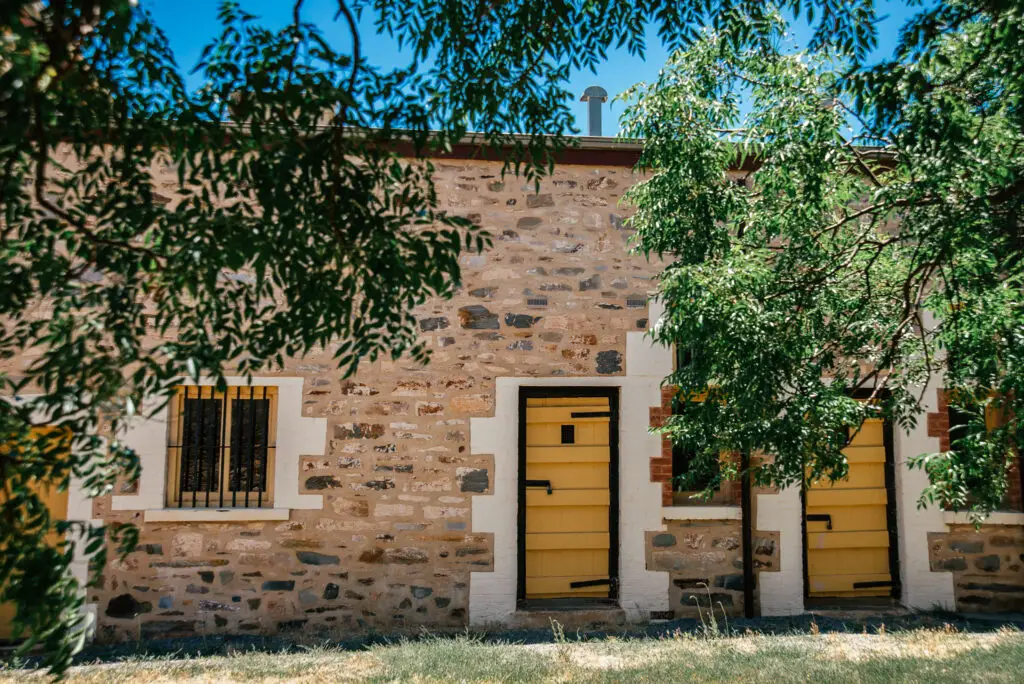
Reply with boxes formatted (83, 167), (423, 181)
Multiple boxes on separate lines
(5, 610), (1024, 669)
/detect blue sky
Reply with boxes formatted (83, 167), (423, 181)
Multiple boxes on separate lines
(146, 0), (925, 135)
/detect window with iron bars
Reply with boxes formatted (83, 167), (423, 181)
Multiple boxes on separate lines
(166, 386), (277, 508)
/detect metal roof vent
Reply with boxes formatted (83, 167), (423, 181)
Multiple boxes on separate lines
(580, 85), (609, 137)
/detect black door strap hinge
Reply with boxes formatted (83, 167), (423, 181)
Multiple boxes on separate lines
(569, 578), (612, 589)
(570, 411), (611, 418)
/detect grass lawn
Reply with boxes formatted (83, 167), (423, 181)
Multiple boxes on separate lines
(2, 624), (1022, 683)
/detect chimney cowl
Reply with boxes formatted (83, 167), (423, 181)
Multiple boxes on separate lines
(580, 86), (608, 103)
(580, 85), (609, 137)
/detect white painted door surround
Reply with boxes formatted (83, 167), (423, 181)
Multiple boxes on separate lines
(468, 307), (674, 624)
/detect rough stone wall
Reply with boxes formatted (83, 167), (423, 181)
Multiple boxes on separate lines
(928, 524), (1024, 613)
(78, 158), (664, 641)
(644, 521), (779, 618)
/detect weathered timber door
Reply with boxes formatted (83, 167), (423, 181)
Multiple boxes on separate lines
(0, 429), (71, 641)
(519, 389), (618, 603)
(805, 417), (899, 598)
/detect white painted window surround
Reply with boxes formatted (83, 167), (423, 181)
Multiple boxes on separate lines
(143, 508), (292, 523)
(662, 506), (741, 520)
(111, 377), (328, 521)
(942, 511), (1024, 526)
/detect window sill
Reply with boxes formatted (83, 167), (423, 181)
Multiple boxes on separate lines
(942, 511), (1024, 527)
(144, 508), (290, 523)
(662, 506), (742, 521)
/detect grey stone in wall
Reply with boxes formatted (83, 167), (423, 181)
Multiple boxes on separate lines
(596, 350), (622, 374)
(458, 305), (500, 329)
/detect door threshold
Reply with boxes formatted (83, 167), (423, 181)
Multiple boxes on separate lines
(517, 598), (620, 612)
(806, 597), (902, 611)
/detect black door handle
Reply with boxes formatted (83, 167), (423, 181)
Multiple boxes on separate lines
(806, 513), (833, 530)
(525, 479), (553, 495)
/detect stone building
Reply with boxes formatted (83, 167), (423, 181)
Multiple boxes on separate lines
(4, 135), (1023, 644)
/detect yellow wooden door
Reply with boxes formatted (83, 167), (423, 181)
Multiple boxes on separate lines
(524, 396), (612, 599)
(0, 430), (70, 641)
(805, 418), (893, 597)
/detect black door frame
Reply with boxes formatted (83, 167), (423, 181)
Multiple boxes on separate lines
(800, 389), (902, 601)
(516, 386), (620, 607)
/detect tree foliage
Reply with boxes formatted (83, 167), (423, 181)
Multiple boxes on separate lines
(623, 2), (1023, 515)
(0, 0), (930, 673)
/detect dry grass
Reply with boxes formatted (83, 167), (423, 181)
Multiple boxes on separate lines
(2, 626), (1022, 682)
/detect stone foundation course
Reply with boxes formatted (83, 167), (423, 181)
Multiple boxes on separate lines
(928, 524), (1024, 613)
(645, 520), (780, 618)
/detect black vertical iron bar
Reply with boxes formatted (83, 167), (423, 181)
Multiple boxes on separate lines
(231, 392), (239, 508)
(219, 389), (229, 508)
(252, 387), (262, 508)
(193, 387), (205, 508)
(258, 387), (269, 509)
(205, 388), (217, 509)
(177, 390), (187, 508)
(245, 388), (258, 508)
(186, 388), (195, 508)
(231, 393), (238, 505)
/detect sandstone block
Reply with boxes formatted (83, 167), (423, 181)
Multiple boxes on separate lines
(974, 554), (1000, 572)
(526, 194), (554, 208)
(335, 423), (386, 440)
(171, 532), (203, 558)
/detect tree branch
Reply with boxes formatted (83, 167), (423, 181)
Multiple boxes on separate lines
(31, 97), (165, 268)
(335, 0), (361, 125)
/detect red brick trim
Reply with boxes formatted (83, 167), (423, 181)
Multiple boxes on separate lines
(926, 389), (953, 452)
(650, 386), (740, 507)
(649, 386), (675, 506)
